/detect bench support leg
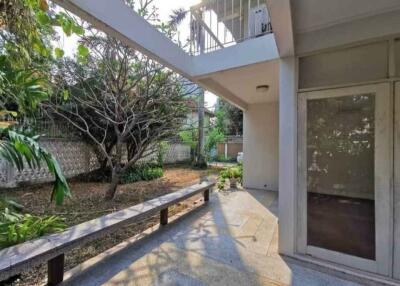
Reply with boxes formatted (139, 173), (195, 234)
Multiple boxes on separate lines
(160, 208), (168, 225)
(204, 189), (210, 202)
(48, 254), (64, 286)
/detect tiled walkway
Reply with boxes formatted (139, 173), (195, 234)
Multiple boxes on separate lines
(62, 189), (361, 286)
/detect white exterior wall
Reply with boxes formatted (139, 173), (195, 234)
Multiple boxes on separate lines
(278, 57), (297, 256)
(243, 102), (279, 191)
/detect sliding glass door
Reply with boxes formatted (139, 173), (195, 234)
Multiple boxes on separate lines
(298, 83), (392, 276)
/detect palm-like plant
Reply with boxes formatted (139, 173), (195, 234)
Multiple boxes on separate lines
(0, 56), (48, 117)
(0, 0), (75, 206)
(168, 8), (189, 30)
(0, 55), (70, 205)
(0, 128), (71, 205)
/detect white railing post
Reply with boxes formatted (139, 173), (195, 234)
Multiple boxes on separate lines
(239, 0), (242, 40)
(189, 0), (272, 54)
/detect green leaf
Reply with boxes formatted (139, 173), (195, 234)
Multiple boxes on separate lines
(72, 25), (84, 36)
(54, 48), (64, 59)
(0, 130), (71, 205)
(0, 111), (18, 118)
(62, 89), (69, 101)
(61, 20), (73, 36)
(31, 38), (46, 55)
(36, 11), (51, 25)
(77, 44), (89, 64)
(77, 44), (89, 57)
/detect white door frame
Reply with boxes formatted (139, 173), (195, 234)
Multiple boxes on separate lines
(394, 82), (400, 279)
(297, 83), (393, 276)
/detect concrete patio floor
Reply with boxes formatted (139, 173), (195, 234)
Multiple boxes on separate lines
(61, 189), (362, 286)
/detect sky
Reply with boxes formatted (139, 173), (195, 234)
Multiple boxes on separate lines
(55, 0), (218, 109)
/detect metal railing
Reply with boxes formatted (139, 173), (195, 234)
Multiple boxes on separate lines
(189, 0), (272, 55)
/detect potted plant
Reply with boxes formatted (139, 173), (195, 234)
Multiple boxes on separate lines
(218, 164), (243, 190)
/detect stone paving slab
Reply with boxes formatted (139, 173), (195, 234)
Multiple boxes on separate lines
(102, 243), (283, 286)
(61, 189), (363, 286)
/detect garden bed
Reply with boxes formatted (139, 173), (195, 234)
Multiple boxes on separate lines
(0, 165), (218, 286)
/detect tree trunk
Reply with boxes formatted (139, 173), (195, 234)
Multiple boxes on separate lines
(99, 158), (108, 170)
(104, 167), (120, 200)
(104, 141), (123, 201)
(195, 88), (207, 168)
(190, 146), (195, 162)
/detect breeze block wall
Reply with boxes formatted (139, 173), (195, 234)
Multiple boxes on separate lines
(0, 139), (191, 188)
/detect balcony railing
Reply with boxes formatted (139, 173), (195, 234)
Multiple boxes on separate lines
(189, 0), (272, 55)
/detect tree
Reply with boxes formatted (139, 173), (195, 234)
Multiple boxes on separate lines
(169, 8), (208, 168)
(169, 8), (189, 30)
(205, 109), (225, 156)
(179, 128), (198, 162)
(0, 57), (71, 205)
(194, 88), (207, 168)
(0, 0), (84, 68)
(45, 7), (194, 200)
(0, 0), (78, 205)
(216, 98), (243, 136)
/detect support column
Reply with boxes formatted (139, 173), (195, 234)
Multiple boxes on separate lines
(48, 254), (65, 286)
(278, 56), (297, 256)
(204, 189), (210, 202)
(160, 208), (168, 226)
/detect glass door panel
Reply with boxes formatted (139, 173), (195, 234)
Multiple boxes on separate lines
(298, 83), (392, 275)
(307, 94), (375, 260)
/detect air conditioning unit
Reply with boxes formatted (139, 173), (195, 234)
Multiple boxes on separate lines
(248, 4), (270, 38)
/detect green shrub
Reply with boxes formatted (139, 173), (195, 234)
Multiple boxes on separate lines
(0, 198), (66, 249)
(0, 213), (66, 248)
(121, 163), (164, 184)
(157, 141), (169, 166)
(214, 155), (237, 163)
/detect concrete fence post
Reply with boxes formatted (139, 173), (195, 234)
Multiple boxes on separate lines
(3, 161), (17, 188)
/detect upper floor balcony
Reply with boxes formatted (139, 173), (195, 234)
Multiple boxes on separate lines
(188, 0), (273, 55)
(52, 0), (284, 109)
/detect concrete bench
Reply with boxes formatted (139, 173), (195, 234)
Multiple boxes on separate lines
(0, 180), (215, 285)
